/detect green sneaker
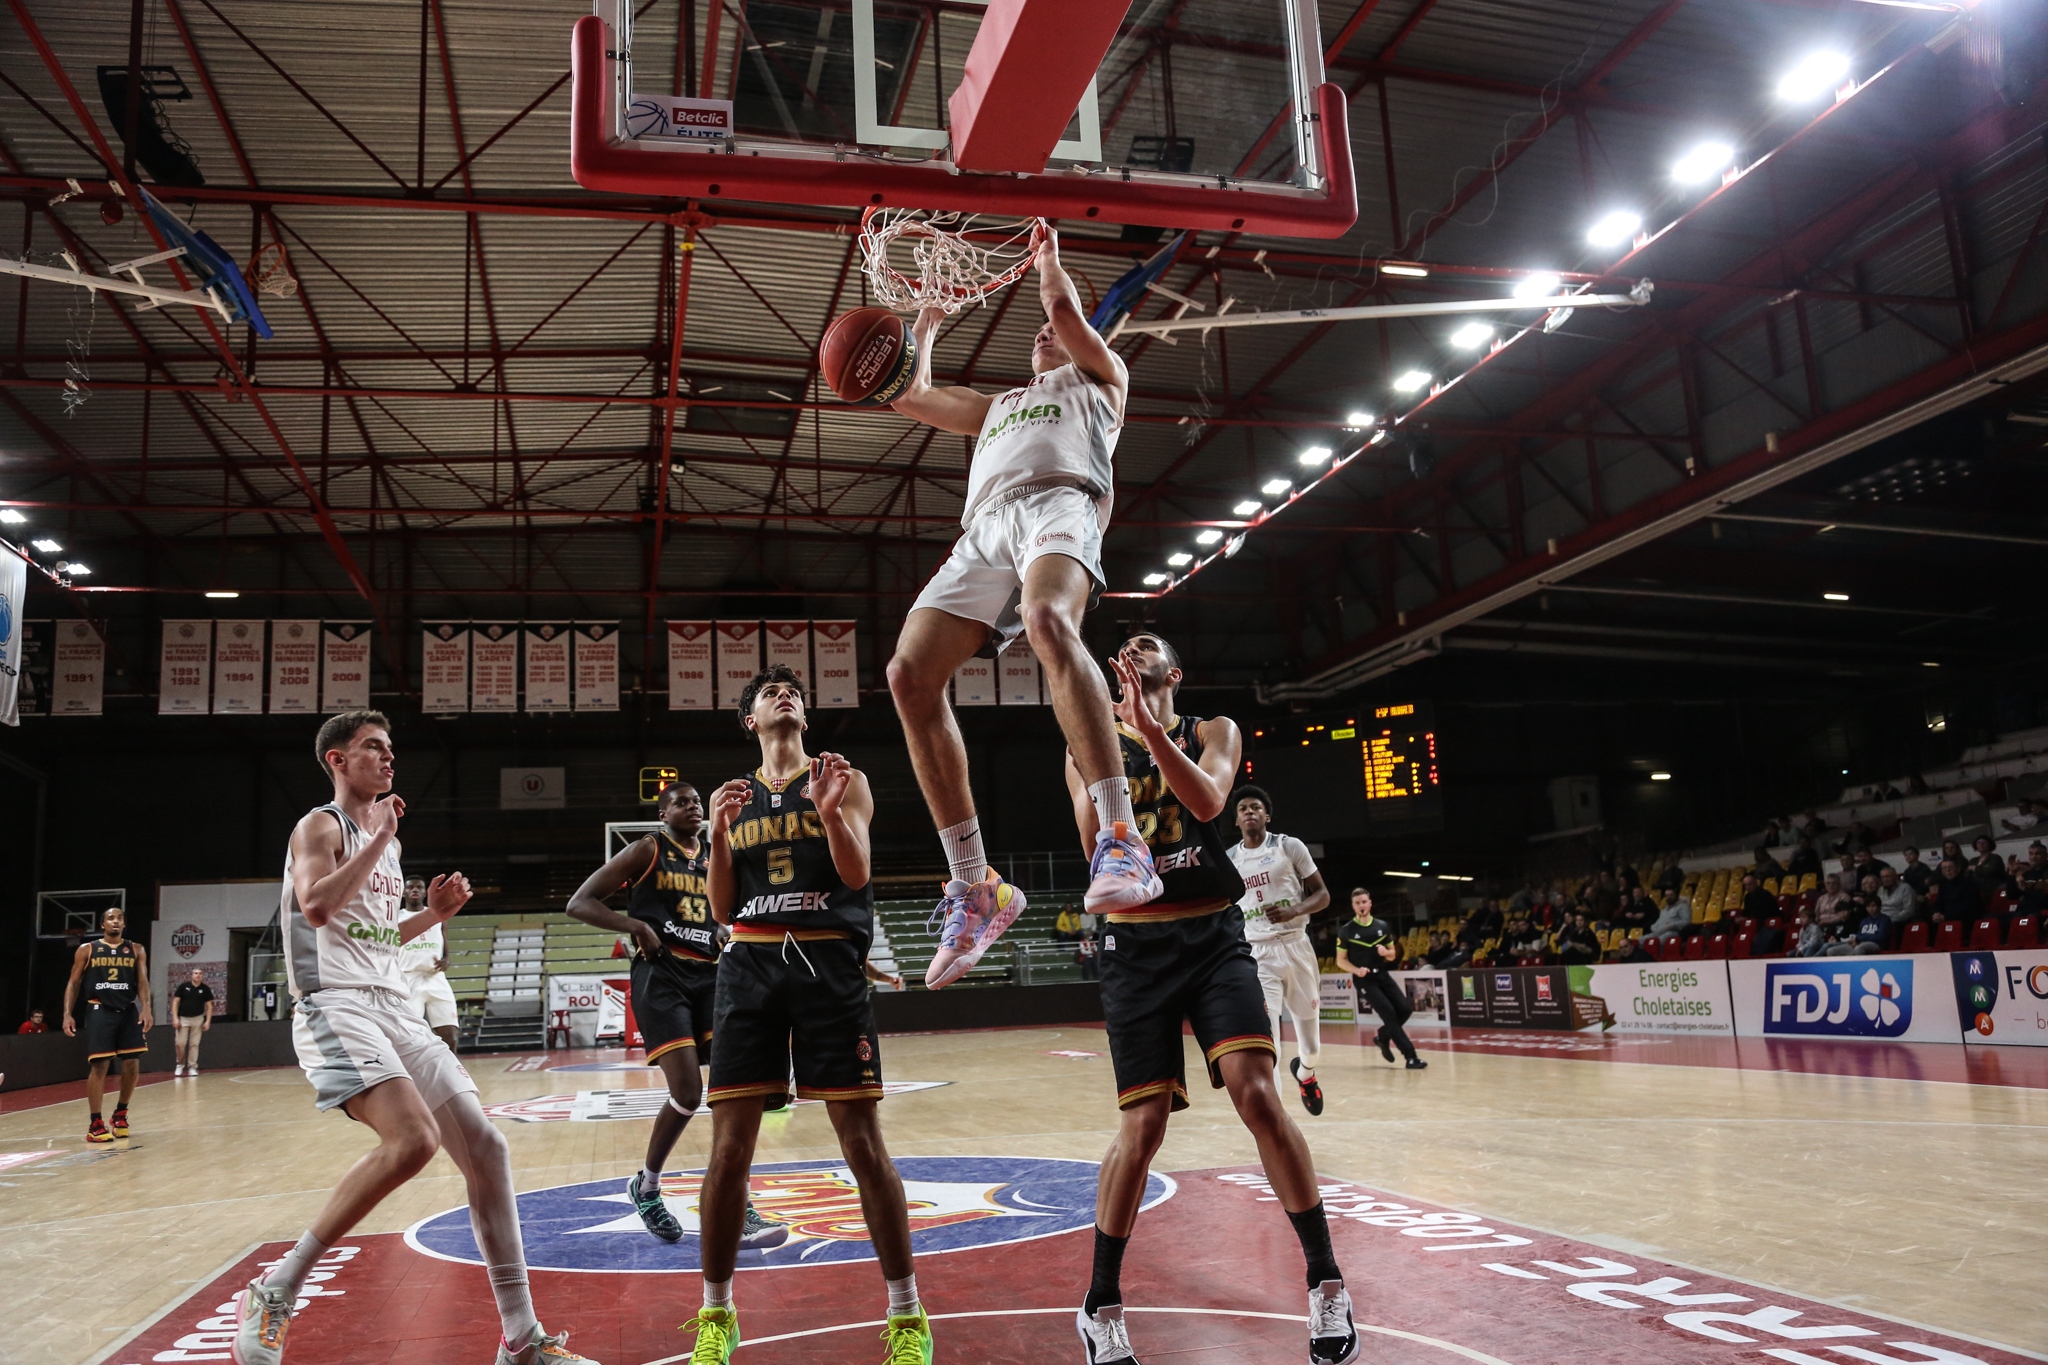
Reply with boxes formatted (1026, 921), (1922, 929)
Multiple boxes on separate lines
(684, 1307), (738, 1364)
(629, 1170), (683, 1243)
(881, 1307), (933, 1364)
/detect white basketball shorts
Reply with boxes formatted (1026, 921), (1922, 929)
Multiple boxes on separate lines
(404, 971), (460, 1031)
(910, 485), (1104, 649)
(292, 985), (475, 1113)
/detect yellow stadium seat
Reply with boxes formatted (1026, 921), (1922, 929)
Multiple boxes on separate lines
(1799, 872), (1817, 893)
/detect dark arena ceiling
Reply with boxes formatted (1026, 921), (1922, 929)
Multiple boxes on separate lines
(3, 0), (2047, 702)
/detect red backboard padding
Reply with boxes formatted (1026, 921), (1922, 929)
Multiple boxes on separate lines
(947, 0), (1133, 174)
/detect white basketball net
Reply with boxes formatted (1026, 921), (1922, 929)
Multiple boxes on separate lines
(248, 241), (299, 298)
(858, 209), (1045, 314)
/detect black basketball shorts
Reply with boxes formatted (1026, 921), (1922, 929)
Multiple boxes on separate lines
(631, 952), (719, 1065)
(707, 935), (883, 1106)
(1099, 910), (1275, 1111)
(83, 1000), (147, 1062)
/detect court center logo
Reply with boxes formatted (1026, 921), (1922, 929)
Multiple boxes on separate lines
(1764, 961), (1912, 1037)
(406, 1155), (1173, 1274)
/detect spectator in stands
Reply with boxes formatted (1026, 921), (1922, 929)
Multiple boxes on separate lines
(1800, 809), (1829, 841)
(1829, 896), (1891, 956)
(1740, 874), (1777, 922)
(1508, 881), (1537, 917)
(16, 1008), (46, 1034)
(1651, 889), (1693, 939)
(1876, 865), (1921, 924)
(1610, 934), (1654, 964)
(1590, 873), (1621, 922)
(1656, 861), (1686, 895)
(2001, 798), (2043, 834)
(1940, 839), (1966, 872)
(1503, 914), (1547, 961)
(1970, 836), (2012, 896)
(1899, 846), (1935, 897)
(1787, 836), (1822, 878)
(1557, 911), (1601, 966)
(1792, 910), (1827, 958)
(1813, 874), (1853, 937)
(1835, 821), (1876, 858)
(1425, 931), (1458, 969)
(1619, 864), (1642, 893)
(2012, 842), (2048, 913)
(1076, 932), (1100, 982)
(1752, 846), (1788, 881)
(1762, 818), (1785, 849)
(1931, 856), (1982, 935)
(1749, 918), (1787, 957)
(1618, 885), (1657, 934)
(1847, 848), (1889, 889)
(1052, 903), (1084, 944)
(1455, 900), (1503, 958)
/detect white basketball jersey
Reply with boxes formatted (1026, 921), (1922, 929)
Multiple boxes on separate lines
(961, 363), (1120, 529)
(1230, 833), (1319, 944)
(399, 919), (444, 977)
(282, 803), (407, 997)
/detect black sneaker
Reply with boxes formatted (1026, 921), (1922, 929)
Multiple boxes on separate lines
(1309, 1280), (1361, 1364)
(1405, 1056), (1429, 1070)
(1076, 1304), (1139, 1362)
(1290, 1058), (1324, 1116)
(1375, 1033), (1395, 1064)
(628, 1170), (683, 1243)
(739, 1202), (789, 1250)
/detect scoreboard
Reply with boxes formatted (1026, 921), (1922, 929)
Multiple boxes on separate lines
(1247, 701), (1443, 840)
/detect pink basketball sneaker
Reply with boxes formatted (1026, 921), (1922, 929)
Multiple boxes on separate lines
(1084, 821), (1162, 915)
(923, 871), (1028, 989)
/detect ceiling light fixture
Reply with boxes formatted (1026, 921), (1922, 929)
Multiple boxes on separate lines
(1298, 445), (1333, 467)
(1167, 552), (1193, 566)
(1384, 869), (1423, 878)
(1233, 500), (1262, 516)
(1344, 410), (1374, 427)
(1586, 210), (1643, 247)
(1195, 530), (1223, 545)
(1392, 370), (1431, 394)
(30, 538), (61, 552)
(57, 561), (90, 576)
(1650, 772), (1672, 781)
(1261, 477), (1292, 495)
(1777, 51), (1851, 102)
(1380, 263), (1429, 278)
(1670, 140), (1736, 184)
(1511, 271), (1561, 300)
(1449, 321), (1493, 349)
(205, 590), (240, 599)
(1143, 572), (1169, 586)
(0, 508), (25, 524)
(1823, 591), (1850, 601)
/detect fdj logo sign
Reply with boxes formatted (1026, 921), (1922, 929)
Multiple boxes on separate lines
(1765, 962), (1912, 1037)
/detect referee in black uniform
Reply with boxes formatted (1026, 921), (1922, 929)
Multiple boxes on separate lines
(1335, 888), (1426, 1069)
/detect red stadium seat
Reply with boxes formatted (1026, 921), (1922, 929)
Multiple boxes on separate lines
(1934, 921), (1963, 954)
(1765, 916), (1784, 932)
(1968, 918), (2003, 951)
(1798, 891), (1818, 911)
(1990, 891), (2018, 918)
(1683, 934), (1707, 961)
(2009, 916), (2040, 950)
(1732, 932), (1755, 960)
(1900, 920), (1930, 954)
(1777, 893), (1797, 914)
(1704, 933), (1731, 960)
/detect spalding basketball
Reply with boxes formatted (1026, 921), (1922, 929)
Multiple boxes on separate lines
(820, 306), (917, 405)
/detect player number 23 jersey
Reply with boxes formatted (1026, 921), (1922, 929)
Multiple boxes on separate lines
(282, 803), (408, 998)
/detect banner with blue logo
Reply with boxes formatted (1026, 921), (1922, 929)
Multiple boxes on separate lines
(1953, 948), (2048, 1046)
(1730, 955), (1961, 1042)
(0, 545), (24, 727)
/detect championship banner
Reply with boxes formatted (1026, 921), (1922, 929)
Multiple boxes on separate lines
(268, 620), (320, 713)
(952, 657), (996, 706)
(158, 620), (214, 714)
(421, 623), (470, 714)
(812, 620), (858, 708)
(1953, 948), (2048, 1046)
(470, 623), (519, 712)
(764, 620), (811, 695)
(321, 622), (372, 711)
(211, 621), (265, 714)
(523, 623), (572, 713)
(574, 622), (619, 712)
(997, 637), (1041, 705)
(16, 619), (52, 719)
(52, 619), (103, 715)
(667, 621), (713, 710)
(714, 621), (761, 709)
(0, 546), (24, 727)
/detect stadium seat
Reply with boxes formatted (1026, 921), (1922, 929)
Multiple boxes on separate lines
(1731, 932), (1754, 960)
(1777, 893), (1797, 914)
(1798, 890), (1818, 911)
(2009, 916), (2040, 950)
(1935, 921), (1963, 953)
(1799, 873), (1818, 893)
(1968, 918), (2003, 951)
(1900, 920), (1931, 953)
(1763, 877), (1779, 895)
(1683, 935), (1707, 961)
(1641, 935), (1665, 960)
(1990, 890), (2017, 918)
(1704, 933), (1730, 960)
(1765, 916), (1784, 932)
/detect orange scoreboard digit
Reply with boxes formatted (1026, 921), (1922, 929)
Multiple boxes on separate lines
(1363, 703), (1440, 803)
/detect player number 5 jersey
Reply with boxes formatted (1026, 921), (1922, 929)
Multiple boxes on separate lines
(727, 769), (874, 953)
(961, 363), (1120, 529)
(282, 803), (408, 998)
(1228, 833), (1320, 943)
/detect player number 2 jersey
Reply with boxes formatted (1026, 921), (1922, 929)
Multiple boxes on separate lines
(85, 938), (142, 1006)
(961, 363), (1120, 529)
(282, 803), (408, 998)
(1228, 833), (1320, 944)
(727, 769), (874, 953)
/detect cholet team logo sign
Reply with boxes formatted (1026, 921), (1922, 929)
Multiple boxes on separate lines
(408, 1155), (1171, 1273)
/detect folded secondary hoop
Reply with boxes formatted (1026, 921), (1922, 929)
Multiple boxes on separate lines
(858, 208), (1045, 314)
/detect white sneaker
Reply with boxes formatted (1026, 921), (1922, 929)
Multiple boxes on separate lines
(174, 1064), (186, 1077)
(1076, 1304), (1138, 1363)
(231, 1278), (293, 1365)
(1308, 1280), (1360, 1364)
(495, 1325), (596, 1363)
(189, 1066), (200, 1076)
(1084, 822), (1163, 915)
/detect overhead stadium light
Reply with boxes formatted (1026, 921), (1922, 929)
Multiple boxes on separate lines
(1167, 552), (1193, 566)
(1651, 772), (1672, 781)
(1344, 410), (1374, 427)
(1449, 321), (1493, 349)
(205, 590), (240, 599)
(1512, 272), (1560, 300)
(31, 538), (61, 552)
(1143, 573), (1169, 585)
(1380, 263), (1429, 278)
(1586, 210), (1643, 247)
(1823, 591), (1850, 602)
(1392, 370), (1431, 393)
(1233, 500), (1262, 516)
(1777, 51), (1851, 102)
(0, 508), (24, 524)
(1261, 477), (1292, 495)
(1196, 530), (1224, 545)
(1298, 445), (1333, 467)
(1671, 140), (1735, 184)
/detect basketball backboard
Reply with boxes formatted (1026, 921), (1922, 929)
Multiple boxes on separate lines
(573, 0), (1355, 237)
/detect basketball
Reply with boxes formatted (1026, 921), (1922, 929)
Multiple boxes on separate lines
(820, 306), (916, 405)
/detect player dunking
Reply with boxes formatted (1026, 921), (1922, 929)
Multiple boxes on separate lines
(1065, 634), (1359, 1365)
(234, 710), (597, 1365)
(564, 782), (786, 1250)
(62, 906), (151, 1143)
(682, 665), (930, 1364)
(887, 224), (1160, 988)
(1227, 786), (1333, 1115)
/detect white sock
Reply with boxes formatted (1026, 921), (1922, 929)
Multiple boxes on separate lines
(262, 1231), (329, 1296)
(488, 1263), (539, 1350)
(886, 1272), (920, 1318)
(938, 818), (986, 886)
(1088, 779), (1136, 836)
(703, 1276), (734, 1311)
(641, 1167), (662, 1189)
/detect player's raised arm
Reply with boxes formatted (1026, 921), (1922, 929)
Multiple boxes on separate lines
(1110, 654), (1239, 822)
(1036, 227), (1128, 406)
(810, 754), (873, 891)
(889, 307), (994, 435)
(706, 777), (751, 924)
(290, 796), (400, 927)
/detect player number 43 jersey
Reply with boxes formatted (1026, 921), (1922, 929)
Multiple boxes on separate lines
(1228, 833), (1320, 944)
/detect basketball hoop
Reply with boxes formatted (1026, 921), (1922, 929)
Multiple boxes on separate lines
(858, 209), (1043, 314)
(247, 241), (299, 298)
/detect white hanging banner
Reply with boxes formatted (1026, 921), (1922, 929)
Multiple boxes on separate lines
(53, 619), (104, 716)
(524, 622), (572, 713)
(159, 620), (213, 714)
(470, 623), (519, 712)
(212, 621), (265, 714)
(321, 622), (372, 711)
(715, 620), (762, 709)
(952, 656), (996, 706)
(763, 620), (812, 696)
(812, 620), (858, 709)
(667, 621), (713, 711)
(0, 547), (24, 727)
(997, 637), (1042, 705)
(268, 620), (320, 713)
(421, 623), (470, 714)
(574, 622), (619, 712)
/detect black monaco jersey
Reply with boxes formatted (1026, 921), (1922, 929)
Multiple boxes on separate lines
(727, 768), (873, 953)
(625, 830), (717, 962)
(1118, 716), (1246, 912)
(85, 937), (143, 1006)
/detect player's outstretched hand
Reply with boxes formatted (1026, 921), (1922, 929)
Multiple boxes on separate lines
(364, 794), (405, 841)
(810, 752), (853, 819)
(426, 872), (471, 920)
(1108, 653), (1162, 743)
(709, 778), (751, 836)
(1031, 219), (1058, 270)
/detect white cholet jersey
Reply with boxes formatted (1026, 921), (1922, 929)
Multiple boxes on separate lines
(961, 363), (1121, 529)
(399, 918), (445, 978)
(282, 803), (408, 997)
(1229, 832), (1320, 944)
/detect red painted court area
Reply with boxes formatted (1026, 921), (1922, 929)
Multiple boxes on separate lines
(110, 1164), (2032, 1365)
